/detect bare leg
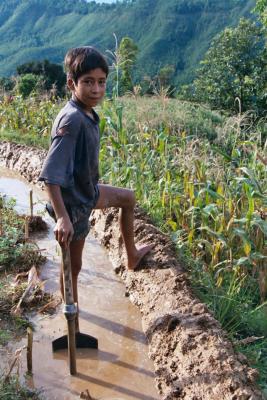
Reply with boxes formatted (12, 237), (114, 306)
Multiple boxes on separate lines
(95, 184), (152, 270)
(60, 238), (85, 332)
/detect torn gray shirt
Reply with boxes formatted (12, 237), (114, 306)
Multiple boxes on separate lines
(39, 99), (100, 207)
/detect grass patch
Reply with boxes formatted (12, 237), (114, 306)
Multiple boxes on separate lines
(0, 376), (42, 400)
(0, 329), (12, 346)
(0, 130), (49, 149)
(0, 197), (45, 273)
(237, 339), (267, 395)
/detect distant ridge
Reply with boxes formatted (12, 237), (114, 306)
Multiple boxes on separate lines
(0, 0), (255, 84)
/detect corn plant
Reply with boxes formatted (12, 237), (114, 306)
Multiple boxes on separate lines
(99, 97), (267, 303)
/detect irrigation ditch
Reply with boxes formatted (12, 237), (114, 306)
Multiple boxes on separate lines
(0, 140), (264, 400)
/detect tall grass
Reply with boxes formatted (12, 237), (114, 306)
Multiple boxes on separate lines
(0, 94), (62, 148)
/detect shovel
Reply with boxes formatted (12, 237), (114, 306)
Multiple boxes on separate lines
(52, 245), (98, 375)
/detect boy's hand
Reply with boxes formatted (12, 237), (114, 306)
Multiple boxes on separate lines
(54, 216), (74, 247)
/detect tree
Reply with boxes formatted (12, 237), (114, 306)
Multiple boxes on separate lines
(158, 65), (175, 88)
(255, 0), (267, 27)
(16, 73), (41, 98)
(0, 77), (15, 92)
(192, 19), (267, 114)
(141, 65), (176, 97)
(117, 37), (138, 94)
(16, 59), (65, 94)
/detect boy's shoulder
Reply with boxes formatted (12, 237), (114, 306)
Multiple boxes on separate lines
(52, 101), (86, 136)
(57, 100), (85, 124)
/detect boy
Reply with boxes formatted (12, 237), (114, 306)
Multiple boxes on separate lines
(39, 47), (152, 327)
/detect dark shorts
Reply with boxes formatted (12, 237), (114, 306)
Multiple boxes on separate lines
(46, 185), (100, 242)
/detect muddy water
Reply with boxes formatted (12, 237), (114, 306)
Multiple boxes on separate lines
(0, 168), (159, 400)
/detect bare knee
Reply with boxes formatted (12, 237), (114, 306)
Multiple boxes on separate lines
(69, 238), (85, 279)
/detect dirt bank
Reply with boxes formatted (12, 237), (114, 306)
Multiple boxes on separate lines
(0, 140), (264, 400)
(0, 141), (46, 184)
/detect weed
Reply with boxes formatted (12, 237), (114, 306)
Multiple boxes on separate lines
(0, 329), (12, 346)
(0, 376), (43, 400)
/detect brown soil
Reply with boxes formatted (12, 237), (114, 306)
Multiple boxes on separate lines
(0, 141), (46, 184)
(27, 215), (48, 233)
(0, 140), (264, 400)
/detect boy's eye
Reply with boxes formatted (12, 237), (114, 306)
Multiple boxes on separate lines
(83, 79), (106, 86)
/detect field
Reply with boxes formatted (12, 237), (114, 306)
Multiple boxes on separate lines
(0, 93), (266, 393)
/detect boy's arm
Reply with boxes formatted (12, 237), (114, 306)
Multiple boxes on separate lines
(45, 183), (74, 246)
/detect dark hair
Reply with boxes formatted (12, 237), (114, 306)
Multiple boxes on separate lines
(64, 46), (109, 83)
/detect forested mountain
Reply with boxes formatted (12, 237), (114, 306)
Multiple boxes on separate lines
(0, 0), (255, 85)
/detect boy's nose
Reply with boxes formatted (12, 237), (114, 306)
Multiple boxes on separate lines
(91, 82), (101, 93)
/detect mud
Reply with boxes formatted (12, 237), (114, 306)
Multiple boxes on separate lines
(27, 215), (48, 233)
(0, 140), (264, 400)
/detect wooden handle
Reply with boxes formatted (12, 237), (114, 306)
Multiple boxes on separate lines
(25, 216), (29, 241)
(61, 245), (77, 375)
(67, 319), (77, 375)
(29, 189), (33, 217)
(61, 246), (74, 305)
(27, 327), (33, 373)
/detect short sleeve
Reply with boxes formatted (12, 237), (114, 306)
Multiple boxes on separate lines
(39, 111), (81, 188)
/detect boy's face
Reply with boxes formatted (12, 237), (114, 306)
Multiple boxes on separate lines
(68, 68), (107, 110)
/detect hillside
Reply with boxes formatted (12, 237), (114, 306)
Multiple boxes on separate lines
(0, 0), (255, 85)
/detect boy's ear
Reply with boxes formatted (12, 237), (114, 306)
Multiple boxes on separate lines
(67, 76), (76, 91)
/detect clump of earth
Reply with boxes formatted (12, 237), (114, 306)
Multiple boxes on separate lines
(27, 215), (48, 233)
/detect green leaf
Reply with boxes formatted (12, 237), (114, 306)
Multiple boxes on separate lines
(236, 257), (250, 266)
(198, 226), (227, 245)
(251, 218), (267, 236)
(239, 167), (263, 194)
(250, 252), (267, 261)
(202, 203), (219, 216)
(110, 137), (121, 150)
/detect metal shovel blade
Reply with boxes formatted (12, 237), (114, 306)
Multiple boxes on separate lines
(52, 332), (98, 351)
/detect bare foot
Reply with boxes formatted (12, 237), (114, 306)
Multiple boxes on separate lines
(127, 244), (153, 270)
